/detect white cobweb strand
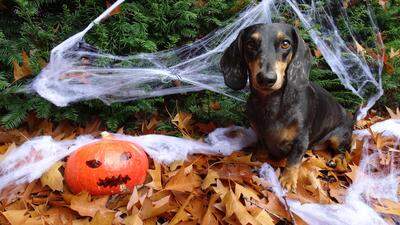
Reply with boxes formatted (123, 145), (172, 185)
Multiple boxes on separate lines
(0, 126), (256, 191)
(28, 0), (382, 121)
(285, 0), (383, 120)
(29, 0), (275, 106)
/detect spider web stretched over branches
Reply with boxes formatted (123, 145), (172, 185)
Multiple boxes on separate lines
(27, 0), (383, 119)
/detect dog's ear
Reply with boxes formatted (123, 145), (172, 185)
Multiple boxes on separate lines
(220, 32), (248, 90)
(287, 27), (311, 86)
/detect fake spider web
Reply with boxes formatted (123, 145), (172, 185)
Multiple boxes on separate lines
(28, 0), (383, 120)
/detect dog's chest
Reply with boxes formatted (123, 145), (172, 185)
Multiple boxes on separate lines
(247, 95), (299, 145)
(253, 118), (298, 146)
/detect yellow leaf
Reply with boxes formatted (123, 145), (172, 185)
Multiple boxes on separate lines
(127, 187), (139, 211)
(379, 0), (388, 8)
(146, 161), (162, 190)
(234, 183), (260, 201)
(1, 210), (27, 225)
(69, 192), (112, 217)
(249, 208), (274, 225)
(172, 112), (193, 137)
(345, 164), (359, 182)
(386, 106), (400, 119)
(125, 214), (143, 225)
(89, 211), (115, 225)
(223, 190), (259, 225)
(222, 153), (260, 166)
(355, 41), (366, 56)
(201, 169), (219, 190)
(165, 167), (201, 192)
(389, 48), (400, 59)
(222, 190), (235, 218)
(200, 194), (218, 225)
(40, 161), (64, 191)
(13, 51), (32, 81)
(169, 160), (184, 171)
(23, 217), (43, 225)
(169, 194), (193, 225)
(374, 199), (400, 216)
(213, 179), (228, 199)
(140, 196), (172, 220)
(72, 219), (90, 225)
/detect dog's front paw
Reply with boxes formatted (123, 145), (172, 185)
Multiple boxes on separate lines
(279, 164), (300, 193)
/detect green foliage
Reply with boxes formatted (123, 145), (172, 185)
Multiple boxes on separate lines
(0, 0), (399, 130)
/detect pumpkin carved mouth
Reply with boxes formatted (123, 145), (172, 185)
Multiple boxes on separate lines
(97, 175), (131, 187)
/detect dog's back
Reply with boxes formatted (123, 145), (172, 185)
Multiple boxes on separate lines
(307, 82), (354, 148)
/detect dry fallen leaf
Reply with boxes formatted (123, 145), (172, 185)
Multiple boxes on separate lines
(165, 167), (201, 192)
(69, 192), (112, 217)
(125, 213), (143, 225)
(249, 207), (274, 225)
(172, 112), (193, 137)
(223, 189), (259, 225)
(355, 41), (366, 56)
(146, 162), (162, 190)
(169, 194), (193, 225)
(200, 194), (218, 225)
(201, 169), (219, 190)
(1, 210), (28, 225)
(2, 113), (399, 224)
(140, 196), (172, 220)
(374, 199), (400, 216)
(389, 48), (400, 59)
(88, 211), (115, 225)
(234, 183), (260, 201)
(345, 164), (359, 182)
(378, 0), (388, 8)
(13, 51), (33, 81)
(40, 161), (64, 191)
(105, 0), (122, 16)
(386, 107), (400, 119)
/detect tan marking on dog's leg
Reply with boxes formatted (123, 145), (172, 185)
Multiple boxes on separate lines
(279, 163), (300, 193)
(280, 122), (299, 142)
(329, 135), (341, 149)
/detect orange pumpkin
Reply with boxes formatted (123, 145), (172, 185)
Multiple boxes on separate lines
(65, 138), (148, 195)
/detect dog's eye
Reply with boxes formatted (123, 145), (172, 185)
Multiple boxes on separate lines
(246, 41), (258, 50)
(280, 40), (291, 49)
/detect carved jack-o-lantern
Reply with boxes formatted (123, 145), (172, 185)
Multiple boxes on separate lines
(65, 138), (148, 195)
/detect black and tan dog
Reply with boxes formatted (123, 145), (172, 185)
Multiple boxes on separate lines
(220, 23), (354, 192)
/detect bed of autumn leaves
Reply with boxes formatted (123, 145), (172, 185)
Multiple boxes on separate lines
(0, 108), (400, 225)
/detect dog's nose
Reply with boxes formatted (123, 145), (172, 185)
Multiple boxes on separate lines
(256, 72), (276, 87)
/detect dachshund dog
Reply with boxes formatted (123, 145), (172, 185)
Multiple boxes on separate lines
(220, 23), (354, 192)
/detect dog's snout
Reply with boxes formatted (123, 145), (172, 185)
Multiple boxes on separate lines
(256, 72), (276, 87)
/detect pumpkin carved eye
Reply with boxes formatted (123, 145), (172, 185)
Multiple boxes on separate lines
(86, 159), (102, 168)
(120, 151), (132, 161)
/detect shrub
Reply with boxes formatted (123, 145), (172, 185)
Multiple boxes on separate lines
(0, 0), (398, 130)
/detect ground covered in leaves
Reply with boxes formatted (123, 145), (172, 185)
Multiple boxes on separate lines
(1, 109), (400, 225)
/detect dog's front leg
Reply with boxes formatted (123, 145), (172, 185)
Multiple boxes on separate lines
(279, 136), (308, 193)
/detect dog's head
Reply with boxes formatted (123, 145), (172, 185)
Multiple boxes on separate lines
(220, 23), (311, 93)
